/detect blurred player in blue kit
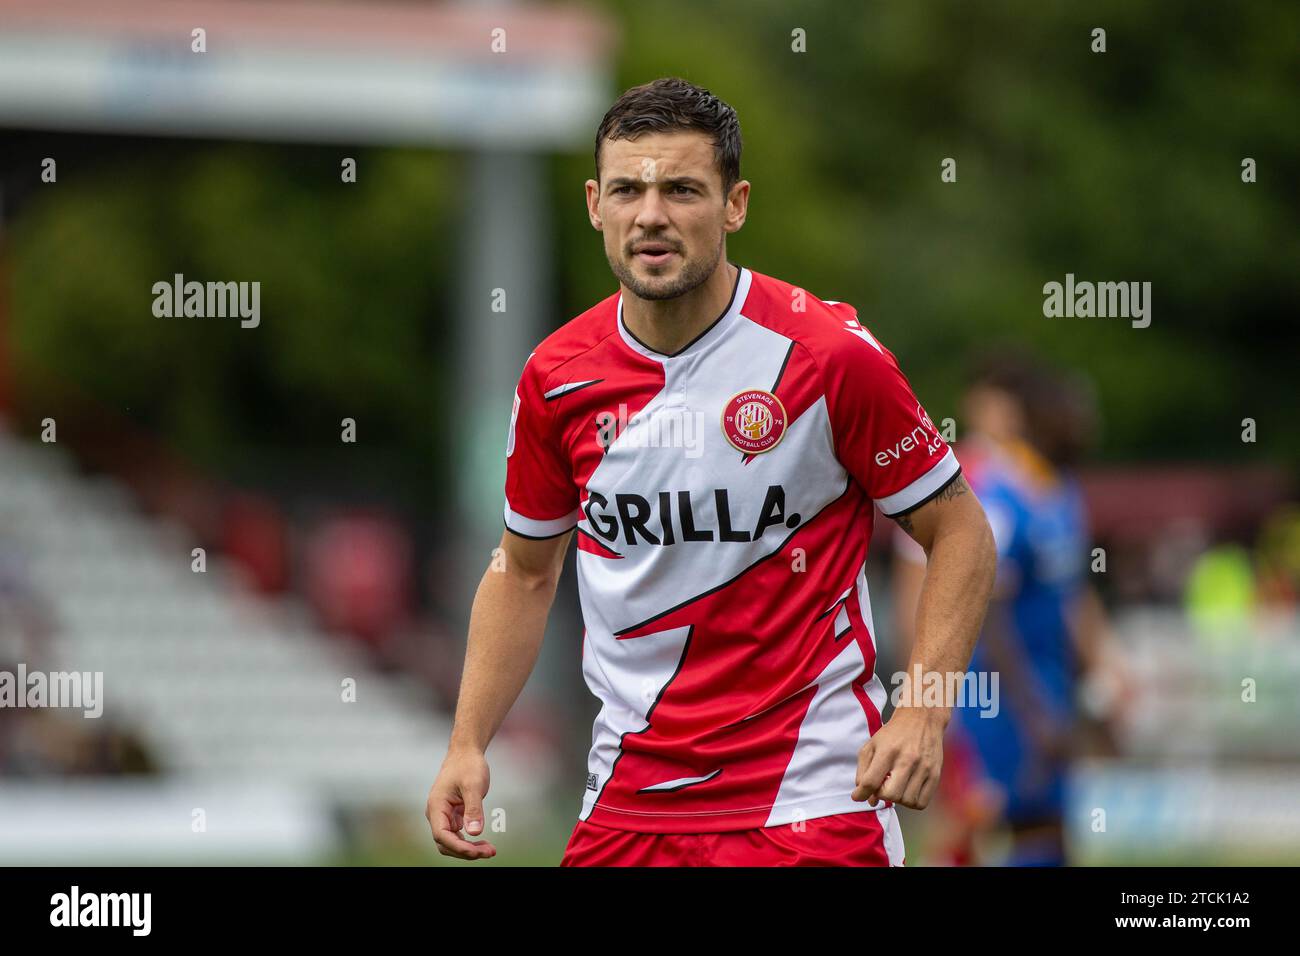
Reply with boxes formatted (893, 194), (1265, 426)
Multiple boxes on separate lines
(893, 357), (1131, 865)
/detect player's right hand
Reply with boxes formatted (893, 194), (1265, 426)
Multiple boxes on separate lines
(425, 747), (497, 860)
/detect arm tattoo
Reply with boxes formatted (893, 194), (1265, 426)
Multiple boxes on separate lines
(891, 474), (968, 536)
(936, 474), (970, 503)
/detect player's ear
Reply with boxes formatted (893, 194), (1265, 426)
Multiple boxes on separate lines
(724, 180), (749, 232)
(585, 179), (603, 229)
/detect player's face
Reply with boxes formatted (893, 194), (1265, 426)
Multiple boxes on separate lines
(587, 131), (746, 301)
(963, 385), (1027, 446)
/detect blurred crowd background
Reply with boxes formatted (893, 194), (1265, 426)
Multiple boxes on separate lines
(0, 0), (1296, 865)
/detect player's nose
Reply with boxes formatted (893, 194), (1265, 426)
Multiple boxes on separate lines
(632, 190), (671, 229)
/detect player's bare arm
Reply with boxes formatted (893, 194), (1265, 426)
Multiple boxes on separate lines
(852, 475), (996, 810)
(425, 527), (573, 860)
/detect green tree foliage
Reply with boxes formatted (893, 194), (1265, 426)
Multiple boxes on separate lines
(9, 0), (1298, 490)
(11, 145), (457, 495)
(560, 0), (1299, 463)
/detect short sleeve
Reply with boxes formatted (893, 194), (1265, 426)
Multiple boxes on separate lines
(822, 324), (960, 517)
(503, 352), (581, 538)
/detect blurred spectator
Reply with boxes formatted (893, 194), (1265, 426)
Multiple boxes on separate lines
(1256, 504), (1300, 614)
(303, 510), (413, 653)
(222, 492), (290, 594)
(1184, 543), (1256, 645)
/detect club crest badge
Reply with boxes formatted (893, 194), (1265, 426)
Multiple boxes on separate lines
(721, 389), (788, 454)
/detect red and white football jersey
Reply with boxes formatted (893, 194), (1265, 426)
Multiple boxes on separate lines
(504, 265), (960, 834)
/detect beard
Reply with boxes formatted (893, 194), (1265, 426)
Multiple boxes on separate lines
(607, 233), (725, 302)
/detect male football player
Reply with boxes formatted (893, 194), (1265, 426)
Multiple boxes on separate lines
(426, 77), (996, 866)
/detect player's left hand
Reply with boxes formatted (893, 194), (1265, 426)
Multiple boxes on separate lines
(851, 706), (947, 810)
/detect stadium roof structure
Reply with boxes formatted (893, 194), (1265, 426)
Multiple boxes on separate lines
(0, 0), (615, 146)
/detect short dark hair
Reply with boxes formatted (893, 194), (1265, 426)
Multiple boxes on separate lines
(594, 77), (742, 197)
(965, 350), (1045, 409)
(965, 349), (1099, 468)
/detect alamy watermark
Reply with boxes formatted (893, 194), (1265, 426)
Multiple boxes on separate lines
(889, 665), (999, 717)
(152, 273), (260, 328)
(1042, 273), (1151, 328)
(0, 664), (103, 718)
(50, 886), (150, 936)
(596, 403), (706, 458)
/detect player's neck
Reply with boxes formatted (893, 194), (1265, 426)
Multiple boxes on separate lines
(621, 260), (739, 356)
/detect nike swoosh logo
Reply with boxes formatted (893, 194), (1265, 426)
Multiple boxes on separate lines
(544, 379), (604, 401)
(636, 769), (723, 793)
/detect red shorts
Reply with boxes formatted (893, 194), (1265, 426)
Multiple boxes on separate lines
(560, 808), (905, 867)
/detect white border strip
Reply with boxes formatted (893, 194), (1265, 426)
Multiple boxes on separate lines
(875, 447), (960, 517)
(503, 501), (580, 538)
